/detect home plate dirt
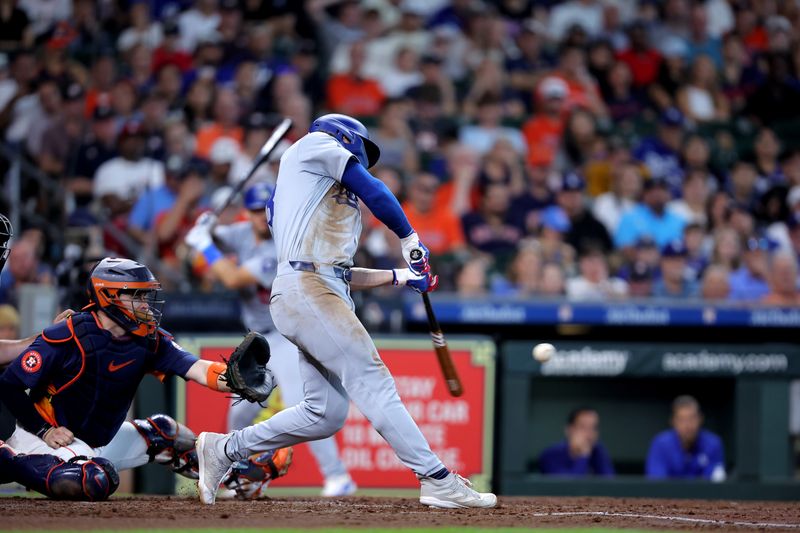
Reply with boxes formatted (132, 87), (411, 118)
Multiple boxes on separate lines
(2, 496), (799, 531)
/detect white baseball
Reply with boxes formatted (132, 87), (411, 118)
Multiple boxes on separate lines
(532, 343), (555, 363)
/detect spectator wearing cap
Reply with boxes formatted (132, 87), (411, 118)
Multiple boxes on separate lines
(762, 251), (800, 306)
(0, 303), (19, 340)
(326, 40), (386, 117)
(729, 237), (776, 302)
(677, 54), (730, 124)
(614, 177), (686, 253)
(616, 20), (662, 89)
(522, 76), (568, 168)
(538, 206), (576, 271)
(701, 264), (731, 301)
(459, 94), (527, 157)
(592, 161), (641, 236)
(195, 87), (243, 159)
(633, 108), (685, 194)
(628, 260), (655, 298)
(618, 236), (661, 283)
(566, 246), (628, 301)
(152, 19), (193, 73)
(653, 240), (699, 299)
(93, 120), (165, 218)
(557, 172), (613, 255)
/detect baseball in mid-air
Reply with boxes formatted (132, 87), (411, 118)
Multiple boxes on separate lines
(532, 343), (555, 363)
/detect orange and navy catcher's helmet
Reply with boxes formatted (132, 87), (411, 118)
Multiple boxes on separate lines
(87, 257), (164, 338)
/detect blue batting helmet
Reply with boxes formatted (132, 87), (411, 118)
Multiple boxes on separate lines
(308, 113), (380, 168)
(243, 182), (274, 211)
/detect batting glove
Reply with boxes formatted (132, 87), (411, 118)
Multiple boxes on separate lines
(400, 232), (431, 275)
(392, 268), (439, 294)
(185, 212), (222, 264)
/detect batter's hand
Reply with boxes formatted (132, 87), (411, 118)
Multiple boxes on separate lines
(43, 426), (75, 449)
(393, 268), (439, 294)
(184, 212), (217, 251)
(400, 232), (430, 275)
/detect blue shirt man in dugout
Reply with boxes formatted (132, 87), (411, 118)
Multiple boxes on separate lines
(539, 407), (615, 476)
(646, 395), (726, 481)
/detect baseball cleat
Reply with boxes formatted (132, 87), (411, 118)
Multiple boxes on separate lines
(196, 432), (234, 505)
(321, 473), (357, 497)
(418, 472), (497, 509)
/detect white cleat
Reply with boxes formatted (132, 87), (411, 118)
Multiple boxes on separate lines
(197, 432), (234, 505)
(321, 473), (357, 497)
(419, 472), (497, 509)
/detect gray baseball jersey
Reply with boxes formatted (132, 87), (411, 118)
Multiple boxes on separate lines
(213, 221), (277, 333)
(269, 131), (359, 267)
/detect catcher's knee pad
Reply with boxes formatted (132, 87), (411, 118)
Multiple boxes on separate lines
(8, 454), (119, 501)
(133, 414), (197, 478)
(222, 447), (293, 500)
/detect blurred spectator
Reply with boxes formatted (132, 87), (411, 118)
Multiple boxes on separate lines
(492, 242), (541, 297)
(556, 108), (600, 172)
(369, 98), (418, 174)
(0, 303), (19, 339)
(461, 181), (522, 262)
(406, 52), (456, 118)
(510, 164), (554, 235)
(646, 395), (725, 481)
(652, 240), (699, 298)
(719, 32), (761, 116)
(633, 108), (685, 193)
(680, 134), (713, 177)
(752, 127), (783, 190)
(686, 4), (721, 68)
(762, 251), (800, 306)
(683, 222), (709, 281)
(380, 47), (422, 98)
(455, 255), (488, 297)
(701, 264), (731, 301)
(177, 0), (221, 53)
(614, 177), (685, 252)
(117, 0), (163, 53)
(552, 44), (607, 117)
(677, 54), (729, 124)
(649, 37), (689, 112)
(152, 20), (193, 73)
(0, 0), (33, 51)
(669, 169), (710, 226)
(549, 0), (604, 41)
(538, 206), (576, 270)
(403, 172), (465, 257)
(566, 247), (628, 300)
(539, 262), (567, 297)
(195, 88), (243, 159)
(460, 94), (527, 156)
(711, 226), (742, 272)
(539, 407), (615, 477)
(617, 20), (662, 90)
(727, 160), (759, 214)
(462, 58), (526, 122)
(557, 172), (613, 255)
(592, 161), (641, 235)
(19, 0), (71, 38)
(729, 237), (775, 302)
(209, 136), (240, 187)
(0, 232), (55, 305)
(603, 61), (642, 122)
(93, 121), (165, 218)
(522, 76), (567, 168)
(628, 260), (655, 298)
(506, 20), (551, 106)
(745, 52), (800, 125)
(326, 40), (385, 117)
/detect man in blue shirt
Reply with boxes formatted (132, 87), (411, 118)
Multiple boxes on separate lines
(615, 177), (686, 251)
(652, 240), (700, 299)
(729, 237), (776, 302)
(539, 407), (615, 476)
(646, 395), (725, 481)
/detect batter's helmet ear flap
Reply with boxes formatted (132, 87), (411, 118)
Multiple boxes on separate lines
(0, 213), (12, 273)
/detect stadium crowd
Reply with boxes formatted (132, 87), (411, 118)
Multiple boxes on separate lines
(2, 0), (800, 307)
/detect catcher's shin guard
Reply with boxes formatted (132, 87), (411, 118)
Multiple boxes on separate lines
(133, 414), (198, 479)
(221, 447), (293, 500)
(0, 447), (119, 501)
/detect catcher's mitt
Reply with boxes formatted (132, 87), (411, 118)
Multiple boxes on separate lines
(222, 331), (275, 404)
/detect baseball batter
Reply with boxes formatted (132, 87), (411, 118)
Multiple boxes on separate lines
(184, 183), (356, 497)
(196, 114), (497, 508)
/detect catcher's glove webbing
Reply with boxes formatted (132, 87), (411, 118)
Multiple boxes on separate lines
(221, 331), (275, 404)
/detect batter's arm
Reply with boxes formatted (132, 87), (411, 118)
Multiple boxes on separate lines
(347, 267), (394, 291)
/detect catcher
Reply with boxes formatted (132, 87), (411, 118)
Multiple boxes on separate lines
(0, 256), (288, 501)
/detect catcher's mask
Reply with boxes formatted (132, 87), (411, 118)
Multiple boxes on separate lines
(87, 257), (164, 338)
(0, 213), (11, 272)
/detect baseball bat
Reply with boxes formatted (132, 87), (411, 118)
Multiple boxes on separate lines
(212, 117), (292, 217)
(422, 292), (463, 397)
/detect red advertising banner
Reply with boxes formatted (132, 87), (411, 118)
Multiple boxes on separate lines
(177, 337), (495, 490)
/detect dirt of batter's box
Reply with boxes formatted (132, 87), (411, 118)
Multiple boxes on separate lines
(2, 496), (799, 531)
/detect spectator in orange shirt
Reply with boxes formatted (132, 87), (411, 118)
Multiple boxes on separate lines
(762, 251), (800, 306)
(195, 88), (243, 159)
(326, 40), (385, 117)
(402, 172), (466, 257)
(552, 44), (608, 118)
(523, 76), (568, 168)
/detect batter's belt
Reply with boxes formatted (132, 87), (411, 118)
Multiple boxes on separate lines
(279, 261), (350, 280)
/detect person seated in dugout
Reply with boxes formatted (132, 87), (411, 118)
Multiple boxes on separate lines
(646, 395), (725, 481)
(539, 407), (615, 477)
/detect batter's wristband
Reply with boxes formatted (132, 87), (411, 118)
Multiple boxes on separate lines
(206, 361), (227, 390)
(201, 244), (223, 265)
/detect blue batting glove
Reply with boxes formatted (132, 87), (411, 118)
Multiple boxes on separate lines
(393, 269), (439, 294)
(400, 233), (431, 275)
